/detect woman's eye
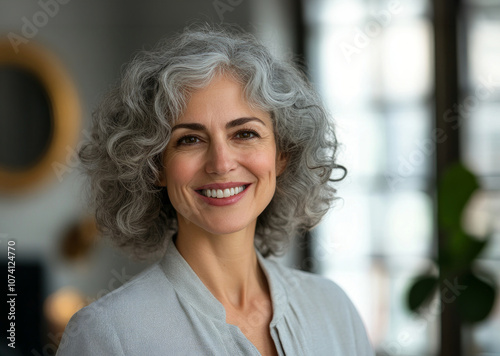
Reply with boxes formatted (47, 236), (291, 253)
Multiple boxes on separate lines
(177, 136), (200, 145)
(235, 130), (258, 139)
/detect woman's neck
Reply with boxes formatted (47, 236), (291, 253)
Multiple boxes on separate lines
(175, 222), (269, 310)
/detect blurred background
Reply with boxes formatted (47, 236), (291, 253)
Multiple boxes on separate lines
(0, 0), (499, 355)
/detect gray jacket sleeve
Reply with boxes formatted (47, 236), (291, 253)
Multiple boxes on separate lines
(56, 303), (125, 356)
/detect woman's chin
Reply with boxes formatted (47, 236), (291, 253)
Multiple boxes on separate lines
(177, 211), (257, 237)
(202, 224), (252, 237)
(186, 217), (255, 237)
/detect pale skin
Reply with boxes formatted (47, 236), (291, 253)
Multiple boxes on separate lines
(159, 74), (286, 356)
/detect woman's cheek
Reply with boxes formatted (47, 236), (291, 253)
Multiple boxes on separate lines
(244, 149), (277, 175)
(165, 156), (196, 196)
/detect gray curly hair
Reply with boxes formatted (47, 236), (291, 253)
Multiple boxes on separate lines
(79, 24), (346, 258)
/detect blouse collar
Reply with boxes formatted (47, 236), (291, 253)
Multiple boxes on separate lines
(159, 236), (289, 325)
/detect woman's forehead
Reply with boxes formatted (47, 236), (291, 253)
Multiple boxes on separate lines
(175, 75), (271, 126)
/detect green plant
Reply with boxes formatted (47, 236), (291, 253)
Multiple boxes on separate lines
(407, 162), (497, 323)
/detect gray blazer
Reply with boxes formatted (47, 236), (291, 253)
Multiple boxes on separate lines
(57, 238), (374, 355)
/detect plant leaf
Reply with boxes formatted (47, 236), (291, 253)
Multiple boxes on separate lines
(448, 230), (490, 267)
(437, 163), (479, 230)
(457, 271), (496, 323)
(407, 275), (438, 312)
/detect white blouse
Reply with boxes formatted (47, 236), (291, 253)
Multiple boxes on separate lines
(57, 237), (374, 355)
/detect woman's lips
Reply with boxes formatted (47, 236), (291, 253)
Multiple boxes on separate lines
(195, 183), (251, 206)
(195, 182), (250, 190)
(199, 185), (246, 198)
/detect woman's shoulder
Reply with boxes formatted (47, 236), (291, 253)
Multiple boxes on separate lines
(264, 257), (352, 303)
(262, 258), (374, 355)
(263, 257), (367, 330)
(56, 262), (176, 355)
(89, 262), (172, 312)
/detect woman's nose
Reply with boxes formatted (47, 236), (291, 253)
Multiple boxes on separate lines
(205, 141), (237, 175)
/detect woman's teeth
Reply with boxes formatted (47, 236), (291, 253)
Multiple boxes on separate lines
(201, 186), (246, 198)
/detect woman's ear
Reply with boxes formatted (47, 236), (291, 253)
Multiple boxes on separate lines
(276, 152), (288, 177)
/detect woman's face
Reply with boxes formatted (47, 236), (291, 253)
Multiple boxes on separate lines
(160, 75), (286, 237)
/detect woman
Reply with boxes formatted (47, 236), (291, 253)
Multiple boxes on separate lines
(57, 25), (374, 355)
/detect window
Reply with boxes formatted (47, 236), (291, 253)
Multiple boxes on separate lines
(305, 0), (437, 354)
(306, 0), (500, 353)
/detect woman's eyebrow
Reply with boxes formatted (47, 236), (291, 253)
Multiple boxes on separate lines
(171, 117), (266, 132)
(225, 117), (266, 129)
(171, 123), (205, 131)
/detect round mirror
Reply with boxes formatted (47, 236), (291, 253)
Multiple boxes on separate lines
(0, 66), (53, 170)
(0, 40), (80, 192)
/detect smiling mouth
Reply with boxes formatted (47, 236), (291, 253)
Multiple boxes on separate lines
(197, 185), (248, 199)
